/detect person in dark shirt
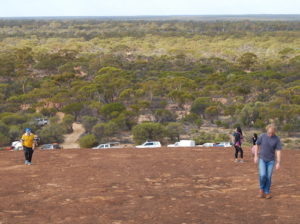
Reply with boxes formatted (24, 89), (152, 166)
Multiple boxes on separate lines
(252, 133), (258, 145)
(251, 133), (258, 156)
(254, 124), (282, 199)
(232, 127), (244, 163)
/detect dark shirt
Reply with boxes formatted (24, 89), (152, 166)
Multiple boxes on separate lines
(256, 133), (282, 162)
(252, 136), (258, 145)
(233, 132), (243, 146)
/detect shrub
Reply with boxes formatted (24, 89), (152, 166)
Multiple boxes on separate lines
(40, 108), (57, 117)
(204, 106), (219, 121)
(79, 134), (97, 148)
(8, 125), (22, 141)
(132, 122), (165, 144)
(62, 114), (75, 133)
(0, 121), (9, 134)
(111, 111), (136, 130)
(62, 102), (84, 119)
(182, 113), (202, 127)
(215, 120), (223, 127)
(82, 116), (98, 133)
(1, 114), (27, 125)
(214, 133), (230, 143)
(165, 122), (184, 141)
(100, 102), (126, 120)
(154, 109), (177, 123)
(38, 124), (66, 144)
(0, 133), (10, 146)
(92, 121), (118, 141)
(191, 97), (213, 116)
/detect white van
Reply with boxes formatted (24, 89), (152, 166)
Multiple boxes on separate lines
(136, 141), (161, 148)
(167, 140), (196, 147)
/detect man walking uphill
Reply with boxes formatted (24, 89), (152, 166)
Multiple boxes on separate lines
(254, 124), (282, 199)
(21, 128), (36, 165)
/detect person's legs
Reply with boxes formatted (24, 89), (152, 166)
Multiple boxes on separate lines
(259, 158), (267, 192)
(240, 147), (244, 159)
(28, 149), (33, 163)
(234, 146), (239, 159)
(24, 147), (30, 164)
(264, 160), (275, 194)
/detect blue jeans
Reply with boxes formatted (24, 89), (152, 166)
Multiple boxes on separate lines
(259, 158), (275, 194)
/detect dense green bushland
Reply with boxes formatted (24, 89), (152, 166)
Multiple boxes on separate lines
(0, 19), (299, 146)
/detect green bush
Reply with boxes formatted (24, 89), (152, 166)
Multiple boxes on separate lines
(191, 97), (213, 116)
(40, 108), (57, 117)
(38, 124), (66, 144)
(132, 122), (165, 144)
(92, 121), (118, 141)
(0, 133), (10, 146)
(1, 114), (27, 125)
(165, 122), (184, 141)
(82, 116), (98, 133)
(214, 133), (230, 143)
(111, 111), (136, 130)
(62, 114), (75, 133)
(154, 109), (177, 123)
(182, 113), (202, 127)
(79, 134), (97, 148)
(100, 102), (126, 120)
(62, 102), (84, 119)
(0, 121), (9, 134)
(9, 125), (22, 141)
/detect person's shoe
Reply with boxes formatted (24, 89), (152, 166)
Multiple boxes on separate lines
(234, 159), (239, 163)
(259, 190), (265, 198)
(27, 162), (32, 165)
(25, 160), (28, 165)
(239, 159), (244, 163)
(265, 194), (272, 199)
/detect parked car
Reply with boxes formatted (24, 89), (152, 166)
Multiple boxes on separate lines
(40, 143), (62, 150)
(35, 118), (49, 126)
(198, 143), (215, 147)
(11, 141), (23, 151)
(92, 142), (121, 149)
(136, 141), (161, 148)
(168, 140), (196, 147)
(214, 142), (232, 148)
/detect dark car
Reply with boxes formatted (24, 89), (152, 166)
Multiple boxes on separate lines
(40, 144), (62, 150)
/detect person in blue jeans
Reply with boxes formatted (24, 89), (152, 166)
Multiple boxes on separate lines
(254, 124), (282, 199)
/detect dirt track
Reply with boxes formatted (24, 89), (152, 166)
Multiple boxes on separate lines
(61, 123), (85, 149)
(0, 148), (299, 224)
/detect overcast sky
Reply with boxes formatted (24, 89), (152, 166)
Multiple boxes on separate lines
(0, 0), (300, 17)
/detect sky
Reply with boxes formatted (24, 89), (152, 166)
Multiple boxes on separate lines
(0, 0), (300, 17)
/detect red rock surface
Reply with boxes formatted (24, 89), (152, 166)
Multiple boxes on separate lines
(0, 148), (299, 224)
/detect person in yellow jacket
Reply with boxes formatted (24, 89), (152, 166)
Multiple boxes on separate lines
(21, 128), (37, 165)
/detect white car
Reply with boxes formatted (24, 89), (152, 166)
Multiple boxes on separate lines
(198, 143), (215, 147)
(92, 142), (121, 149)
(35, 118), (49, 126)
(214, 142), (232, 148)
(136, 141), (161, 148)
(168, 140), (196, 147)
(11, 141), (23, 151)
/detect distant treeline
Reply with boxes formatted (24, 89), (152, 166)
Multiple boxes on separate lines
(1, 20), (300, 40)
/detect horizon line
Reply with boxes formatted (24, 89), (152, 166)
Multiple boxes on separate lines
(1, 13), (300, 18)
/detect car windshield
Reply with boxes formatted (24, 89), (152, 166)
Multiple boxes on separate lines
(145, 143), (153, 146)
